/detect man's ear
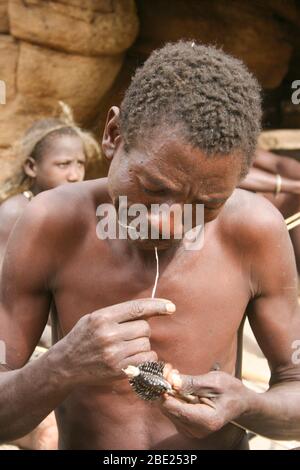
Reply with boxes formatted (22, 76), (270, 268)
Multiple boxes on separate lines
(102, 106), (122, 162)
(23, 157), (38, 178)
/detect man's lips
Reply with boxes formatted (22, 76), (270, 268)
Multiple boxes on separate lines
(118, 217), (184, 238)
(129, 237), (179, 251)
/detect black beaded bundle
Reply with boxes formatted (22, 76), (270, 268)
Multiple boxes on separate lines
(124, 361), (173, 401)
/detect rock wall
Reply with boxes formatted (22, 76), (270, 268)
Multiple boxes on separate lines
(0, 0), (9, 33)
(0, 0), (139, 185)
(1, 0), (300, 187)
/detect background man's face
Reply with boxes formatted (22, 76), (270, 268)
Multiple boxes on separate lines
(107, 129), (243, 249)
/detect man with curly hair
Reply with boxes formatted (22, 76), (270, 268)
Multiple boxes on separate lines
(0, 41), (300, 450)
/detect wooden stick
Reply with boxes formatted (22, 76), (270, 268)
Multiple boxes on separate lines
(285, 212), (300, 226)
(287, 218), (300, 231)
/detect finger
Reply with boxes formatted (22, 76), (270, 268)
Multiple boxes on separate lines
(118, 320), (152, 341)
(160, 414), (212, 440)
(175, 373), (220, 397)
(199, 397), (217, 409)
(120, 350), (158, 370)
(119, 337), (151, 359)
(160, 396), (195, 423)
(161, 395), (192, 413)
(161, 395), (216, 425)
(163, 363), (174, 380)
(164, 368), (182, 389)
(108, 298), (176, 323)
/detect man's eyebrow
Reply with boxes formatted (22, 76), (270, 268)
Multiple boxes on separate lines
(139, 174), (179, 192)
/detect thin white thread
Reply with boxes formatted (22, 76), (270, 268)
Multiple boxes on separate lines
(118, 220), (136, 231)
(118, 220), (148, 239)
(151, 247), (159, 298)
(118, 221), (159, 297)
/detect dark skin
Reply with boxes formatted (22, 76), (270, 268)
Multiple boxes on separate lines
(0, 133), (86, 449)
(0, 134), (86, 265)
(239, 149), (300, 197)
(1, 107), (300, 449)
(240, 149), (300, 273)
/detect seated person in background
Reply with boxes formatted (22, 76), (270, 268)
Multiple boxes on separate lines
(0, 105), (100, 450)
(239, 149), (300, 272)
(0, 103), (100, 267)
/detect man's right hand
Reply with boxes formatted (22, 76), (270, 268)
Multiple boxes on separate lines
(54, 298), (176, 386)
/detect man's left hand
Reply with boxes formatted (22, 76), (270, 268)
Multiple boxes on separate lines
(159, 370), (254, 439)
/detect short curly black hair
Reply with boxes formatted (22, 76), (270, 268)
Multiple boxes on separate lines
(120, 41), (261, 177)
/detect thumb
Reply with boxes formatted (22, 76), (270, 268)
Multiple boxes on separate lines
(172, 373), (219, 397)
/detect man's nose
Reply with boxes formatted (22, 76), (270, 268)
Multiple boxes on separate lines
(147, 205), (184, 238)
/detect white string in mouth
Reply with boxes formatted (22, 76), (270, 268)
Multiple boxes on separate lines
(151, 246), (159, 298)
(118, 220), (137, 231)
(118, 220), (159, 298)
(118, 220), (149, 240)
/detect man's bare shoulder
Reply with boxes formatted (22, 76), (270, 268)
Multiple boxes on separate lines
(39, 178), (107, 207)
(24, 179), (107, 227)
(220, 188), (286, 250)
(8, 179), (108, 250)
(218, 189), (295, 296)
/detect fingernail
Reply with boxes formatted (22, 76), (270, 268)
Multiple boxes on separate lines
(165, 302), (176, 313)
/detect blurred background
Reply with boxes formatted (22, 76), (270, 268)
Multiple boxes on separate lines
(1, 0), (300, 186)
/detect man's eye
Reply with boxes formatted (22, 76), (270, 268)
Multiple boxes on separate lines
(143, 187), (168, 196)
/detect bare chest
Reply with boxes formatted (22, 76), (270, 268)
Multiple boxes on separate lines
(51, 232), (250, 374)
